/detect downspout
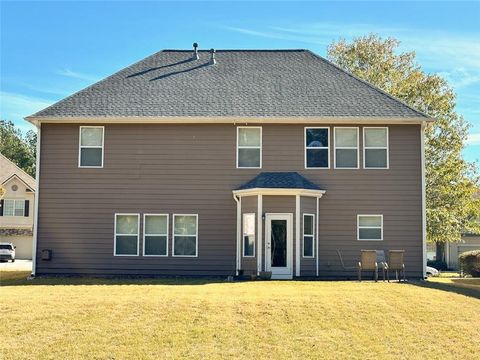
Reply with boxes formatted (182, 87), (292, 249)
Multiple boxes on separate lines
(295, 195), (300, 277)
(31, 123), (41, 277)
(233, 194), (241, 276)
(316, 196), (320, 277)
(421, 122), (427, 279)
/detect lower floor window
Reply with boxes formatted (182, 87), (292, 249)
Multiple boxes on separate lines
(357, 215), (383, 240)
(114, 214), (140, 255)
(243, 213), (255, 257)
(143, 214), (168, 256)
(3, 199), (25, 217)
(303, 214), (315, 257)
(173, 214), (198, 257)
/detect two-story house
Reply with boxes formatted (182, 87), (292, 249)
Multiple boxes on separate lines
(26, 47), (433, 279)
(0, 153), (36, 259)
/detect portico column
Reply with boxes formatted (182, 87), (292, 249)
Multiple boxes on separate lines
(295, 194), (300, 277)
(257, 194), (263, 275)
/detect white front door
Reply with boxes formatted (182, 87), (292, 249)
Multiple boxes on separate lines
(265, 213), (293, 279)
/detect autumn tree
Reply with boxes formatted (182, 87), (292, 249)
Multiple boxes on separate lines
(327, 34), (480, 263)
(0, 120), (37, 177)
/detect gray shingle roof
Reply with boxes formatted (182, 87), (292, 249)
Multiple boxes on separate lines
(236, 172), (323, 191)
(29, 49), (429, 120)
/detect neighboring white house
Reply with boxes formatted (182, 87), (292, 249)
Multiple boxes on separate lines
(427, 235), (480, 270)
(0, 153), (36, 259)
(445, 235), (480, 270)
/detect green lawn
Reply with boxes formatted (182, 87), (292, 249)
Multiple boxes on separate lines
(1, 271), (479, 360)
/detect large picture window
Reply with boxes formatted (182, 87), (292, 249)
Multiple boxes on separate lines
(237, 127), (262, 168)
(334, 127), (358, 168)
(364, 127), (389, 169)
(243, 213), (255, 257)
(79, 126), (104, 168)
(143, 214), (168, 256)
(357, 215), (383, 241)
(173, 214), (198, 257)
(114, 214), (140, 256)
(305, 127), (329, 168)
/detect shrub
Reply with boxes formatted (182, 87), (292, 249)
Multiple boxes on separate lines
(427, 260), (448, 270)
(459, 250), (480, 277)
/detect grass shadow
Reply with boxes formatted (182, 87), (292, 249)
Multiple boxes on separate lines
(408, 279), (480, 300)
(0, 271), (231, 287)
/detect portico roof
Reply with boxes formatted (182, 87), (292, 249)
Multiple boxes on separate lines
(233, 172), (325, 197)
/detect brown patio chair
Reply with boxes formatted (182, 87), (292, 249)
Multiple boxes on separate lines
(336, 249), (357, 270)
(387, 250), (406, 282)
(376, 250), (388, 281)
(358, 250), (378, 282)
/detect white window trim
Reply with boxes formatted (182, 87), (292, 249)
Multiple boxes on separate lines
(363, 127), (389, 169)
(304, 127), (330, 169)
(242, 213), (256, 257)
(143, 214), (169, 257)
(172, 214), (199, 257)
(334, 127), (359, 169)
(236, 126), (262, 169)
(78, 126), (105, 168)
(303, 213), (315, 258)
(114, 213), (140, 256)
(2, 199), (25, 217)
(357, 214), (383, 241)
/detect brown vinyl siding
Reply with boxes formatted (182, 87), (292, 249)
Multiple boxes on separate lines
(36, 123), (422, 277)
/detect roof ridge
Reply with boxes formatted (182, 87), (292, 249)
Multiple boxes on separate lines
(305, 50), (431, 120)
(162, 49), (307, 52)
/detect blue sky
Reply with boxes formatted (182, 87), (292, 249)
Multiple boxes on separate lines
(1, 1), (479, 161)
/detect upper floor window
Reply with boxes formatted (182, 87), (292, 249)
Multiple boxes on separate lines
(237, 127), (261, 168)
(114, 213), (140, 256)
(305, 127), (329, 168)
(79, 126), (104, 168)
(357, 215), (383, 241)
(243, 213), (255, 257)
(334, 127), (358, 169)
(364, 127), (389, 169)
(2, 199), (26, 217)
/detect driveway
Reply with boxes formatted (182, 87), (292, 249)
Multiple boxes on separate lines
(0, 259), (32, 271)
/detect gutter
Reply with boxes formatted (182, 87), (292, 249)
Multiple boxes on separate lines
(25, 115), (435, 127)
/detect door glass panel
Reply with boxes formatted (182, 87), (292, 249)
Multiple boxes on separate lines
(271, 220), (287, 267)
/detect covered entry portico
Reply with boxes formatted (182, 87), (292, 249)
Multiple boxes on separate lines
(233, 172), (325, 279)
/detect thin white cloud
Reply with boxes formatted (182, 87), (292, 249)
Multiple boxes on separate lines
(23, 83), (71, 96)
(438, 68), (480, 90)
(223, 26), (329, 45)
(0, 91), (53, 126)
(224, 23), (480, 75)
(57, 68), (99, 82)
(466, 133), (480, 146)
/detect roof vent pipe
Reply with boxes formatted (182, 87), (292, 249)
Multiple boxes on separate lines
(210, 48), (216, 65)
(193, 42), (199, 60)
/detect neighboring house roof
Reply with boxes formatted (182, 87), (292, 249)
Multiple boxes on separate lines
(236, 172), (323, 191)
(0, 153), (36, 191)
(1, 174), (35, 192)
(27, 49), (431, 122)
